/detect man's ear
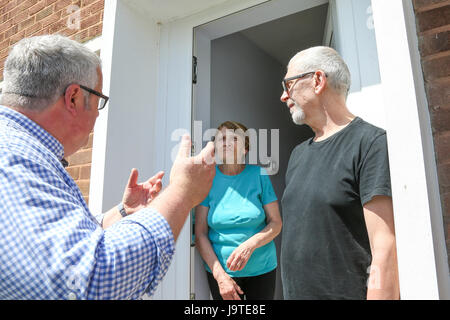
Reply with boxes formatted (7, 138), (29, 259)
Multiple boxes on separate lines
(313, 70), (327, 95)
(63, 84), (82, 116)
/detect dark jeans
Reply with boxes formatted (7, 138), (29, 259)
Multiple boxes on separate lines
(206, 269), (276, 300)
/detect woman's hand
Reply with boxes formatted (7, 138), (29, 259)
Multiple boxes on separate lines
(216, 274), (244, 300)
(122, 169), (164, 215)
(226, 241), (255, 272)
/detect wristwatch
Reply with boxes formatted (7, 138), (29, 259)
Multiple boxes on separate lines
(117, 202), (128, 217)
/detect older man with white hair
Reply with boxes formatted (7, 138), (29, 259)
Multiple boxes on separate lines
(280, 46), (399, 300)
(0, 34), (215, 299)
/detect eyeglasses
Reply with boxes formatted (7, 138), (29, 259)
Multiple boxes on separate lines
(281, 71), (316, 96)
(79, 84), (109, 110)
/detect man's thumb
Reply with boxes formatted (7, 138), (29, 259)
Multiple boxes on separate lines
(177, 134), (191, 159)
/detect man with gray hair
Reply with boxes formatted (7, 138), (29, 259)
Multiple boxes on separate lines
(0, 34), (215, 299)
(280, 46), (399, 299)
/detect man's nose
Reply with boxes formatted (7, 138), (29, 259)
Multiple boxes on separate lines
(280, 90), (289, 103)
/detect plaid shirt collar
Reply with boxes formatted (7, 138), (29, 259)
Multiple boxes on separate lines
(0, 104), (65, 161)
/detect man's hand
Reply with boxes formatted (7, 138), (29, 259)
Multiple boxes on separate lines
(168, 134), (216, 208)
(122, 169), (164, 215)
(149, 134), (216, 240)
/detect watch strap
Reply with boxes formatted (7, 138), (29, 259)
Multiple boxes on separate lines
(117, 202), (127, 217)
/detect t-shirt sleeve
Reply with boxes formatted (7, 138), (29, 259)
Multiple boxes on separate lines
(199, 193), (210, 207)
(259, 167), (278, 205)
(359, 133), (392, 206)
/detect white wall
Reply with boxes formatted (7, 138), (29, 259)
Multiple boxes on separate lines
(90, 0), (161, 214)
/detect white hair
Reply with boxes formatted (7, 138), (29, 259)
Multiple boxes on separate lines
(1, 34), (101, 111)
(288, 46), (351, 97)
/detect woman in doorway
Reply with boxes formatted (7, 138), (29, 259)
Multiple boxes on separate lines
(195, 121), (282, 300)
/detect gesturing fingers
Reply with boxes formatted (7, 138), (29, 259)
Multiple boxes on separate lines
(126, 168), (139, 189)
(177, 134), (192, 159)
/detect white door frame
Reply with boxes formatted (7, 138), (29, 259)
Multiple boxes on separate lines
(372, 0), (450, 299)
(94, 0), (450, 299)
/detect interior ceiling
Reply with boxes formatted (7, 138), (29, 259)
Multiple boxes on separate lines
(239, 3), (329, 66)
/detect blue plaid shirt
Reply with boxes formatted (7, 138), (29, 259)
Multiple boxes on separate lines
(0, 105), (175, 299)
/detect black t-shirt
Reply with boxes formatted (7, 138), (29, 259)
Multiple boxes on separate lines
(281, 117), (391, 300)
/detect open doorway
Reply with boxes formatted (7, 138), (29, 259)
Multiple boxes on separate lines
(191, 2), (329, 300)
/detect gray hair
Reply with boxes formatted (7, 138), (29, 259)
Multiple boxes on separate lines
(1, 34), (101, 111)
(288, 46), (351, 97)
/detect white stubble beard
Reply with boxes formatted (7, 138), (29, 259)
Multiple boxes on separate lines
(289, 100), (305, 125)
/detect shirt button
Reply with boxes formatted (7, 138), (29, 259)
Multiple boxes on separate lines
(68, 292), (77, 300)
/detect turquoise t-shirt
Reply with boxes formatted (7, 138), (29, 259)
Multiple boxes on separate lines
(199, 165), (278, 277)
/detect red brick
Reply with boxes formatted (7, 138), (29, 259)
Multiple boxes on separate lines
(82, 0), (97, 6)
(434, 131), (450, 164)
(76, 179), (90, 195)
(0, 18), (12, 33)
(438, 162), (450, 188)
(86, 0), (103, 15)
(426, 78), (450, 108)
(24, 21), (42, 36)
(418, 30), (450, 57)
(19, 0), (39, 12)
(88, 22), (101, 38)
(4, 24), (18, 39)
(28, 1), (46, 16)
(66, 166), (80, 180)
(41, 11), (61, 27)
(12, 9), (28, 25)
(58, 26), (77, 37)
(9, 29), (25, 45)
(35, 5), (53, 21)
(422, 53), (450, 80)
(19, 16), (36, 31)
(413, 0), (450, 11)
(66, 149), (92, 166)
(79, 165), (91, 179)
(416, 5), (450, 33)
(80, 11), (99, 29)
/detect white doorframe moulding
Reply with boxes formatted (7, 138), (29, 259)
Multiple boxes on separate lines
(91, 0), (450, 300)
(372, 0), (450, 299)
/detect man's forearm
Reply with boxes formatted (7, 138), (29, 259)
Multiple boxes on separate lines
(148, 184), (194, 241)
(366, 245), (400, 299)
(100, 206), (123, 229)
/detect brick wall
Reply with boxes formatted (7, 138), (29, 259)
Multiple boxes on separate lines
(0, 0), (105, 203)
(412, 0), (450, 268)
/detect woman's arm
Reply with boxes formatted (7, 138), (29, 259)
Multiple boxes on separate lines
(226, 200), (282, 271)
(195, 205), (243, 300)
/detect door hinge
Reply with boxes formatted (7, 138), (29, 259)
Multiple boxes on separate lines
(192, 56), (198, 84)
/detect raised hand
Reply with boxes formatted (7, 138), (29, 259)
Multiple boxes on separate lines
(121, 169), (165, 215)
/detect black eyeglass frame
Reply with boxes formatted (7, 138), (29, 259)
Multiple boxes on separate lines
(281, 71), (316, 95)
(79, 84), (109, 110)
